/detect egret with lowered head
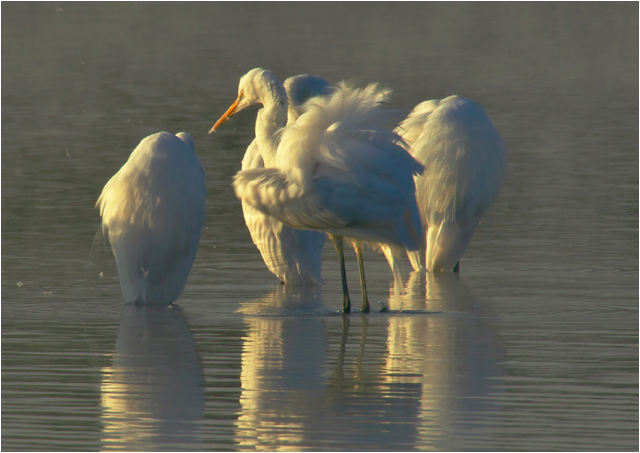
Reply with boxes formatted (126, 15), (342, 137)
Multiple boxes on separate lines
(97, 132), (206, 305)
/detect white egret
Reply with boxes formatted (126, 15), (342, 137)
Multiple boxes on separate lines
(397, 96), (507, 272)
(286, 74), (406, 294)
(97, 132), (206, 305)
(231, 78), (424, 313)
(288, 73), (408, 292)
(211, 70), (329, 285)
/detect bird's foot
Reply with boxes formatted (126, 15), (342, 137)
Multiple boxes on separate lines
(378, 301), (389, 313)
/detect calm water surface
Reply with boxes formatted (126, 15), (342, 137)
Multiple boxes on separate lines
(2, 3), (638, 451)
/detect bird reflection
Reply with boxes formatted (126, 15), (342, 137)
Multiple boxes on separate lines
(235, 284), (327, 450)
(322, 308), (423, 450)
(385, 271), (504, 450)
(100, 304), (205, 451)
(233, 274), (503, 450)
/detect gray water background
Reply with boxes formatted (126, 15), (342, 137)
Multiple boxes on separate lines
(2, 3), (638, 451)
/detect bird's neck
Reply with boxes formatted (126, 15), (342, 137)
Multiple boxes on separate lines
(256, 90), (288, 167)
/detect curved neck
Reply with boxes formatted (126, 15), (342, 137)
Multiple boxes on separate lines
(255, 82), (288, 167)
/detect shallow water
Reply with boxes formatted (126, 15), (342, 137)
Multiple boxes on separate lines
(2, 3), (638, 451)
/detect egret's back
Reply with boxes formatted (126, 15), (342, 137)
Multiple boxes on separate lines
(398, 96), (507, 271)
(97, 132), (206, 304)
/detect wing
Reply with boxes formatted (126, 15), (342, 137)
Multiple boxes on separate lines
(234, 167), (348, 231)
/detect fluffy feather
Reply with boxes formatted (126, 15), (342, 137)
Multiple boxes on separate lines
(234, 82), (424, 251)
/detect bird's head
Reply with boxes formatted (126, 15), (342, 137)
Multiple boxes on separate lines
(209, 68), (286, 133)
(283, 74), (332, 124)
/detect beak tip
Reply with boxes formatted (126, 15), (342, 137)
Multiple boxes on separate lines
(211, 97), (240, 135)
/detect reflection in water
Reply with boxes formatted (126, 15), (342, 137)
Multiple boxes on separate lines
(322, 313), (423, 450)
(100, 304), (205, 451)
(234, 275), (504, 450)
(386, 272), (505, 450)
(1, 3), (636, 450)
(235, 285), (327, 450)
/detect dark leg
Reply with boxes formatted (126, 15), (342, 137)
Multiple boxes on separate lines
(330, 234), (351, 313)
(354, 242), (370, 313)
(453, 262), (460, 273)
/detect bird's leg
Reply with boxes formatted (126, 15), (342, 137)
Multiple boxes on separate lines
(354, 241), (370, 313)
(453, 262), (460, 273)
(330, 234), (351, 313)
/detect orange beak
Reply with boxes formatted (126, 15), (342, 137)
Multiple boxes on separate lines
(209, 97), (241, 134)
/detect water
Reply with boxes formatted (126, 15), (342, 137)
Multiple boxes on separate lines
(2, 3), (637, 451)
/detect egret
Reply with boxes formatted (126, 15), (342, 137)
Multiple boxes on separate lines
(397, 96), (507, 272)
(96, 132), (206, 305)
(284, 74), (333, 123)
(286, 74), (408, 291)
(211, 70), (330, 285)
(287, 74), (407, 295)
(231, 77), (424, 313)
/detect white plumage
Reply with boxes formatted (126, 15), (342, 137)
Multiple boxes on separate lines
(397, 96), (507, 272)
(97, 132), (206, 305)
(212, 69), (328, 285)
(287, 74), (407, 291)
(233, 80), (424, 312)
